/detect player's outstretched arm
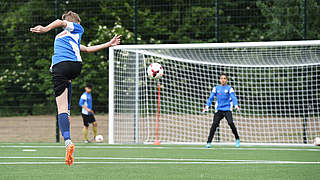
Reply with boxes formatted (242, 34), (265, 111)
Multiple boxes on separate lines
(30, 19), (67, 34)
(80, 35), (121, 53)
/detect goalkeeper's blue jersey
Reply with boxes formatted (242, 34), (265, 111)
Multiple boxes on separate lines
(51, 20), (84, 68)
(206, 84), (238, 111)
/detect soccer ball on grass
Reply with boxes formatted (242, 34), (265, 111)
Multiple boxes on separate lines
(95, 135), (104, 143)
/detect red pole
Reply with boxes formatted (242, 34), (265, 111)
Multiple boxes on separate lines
(153, 82), (161, 145)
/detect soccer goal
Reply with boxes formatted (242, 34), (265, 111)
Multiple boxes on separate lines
(108, 40), (320, 145)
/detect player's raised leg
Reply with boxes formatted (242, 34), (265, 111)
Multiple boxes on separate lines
(225, 111), (240, 147)
(206, 111), (224, 148)
(56, 88), (74, 165)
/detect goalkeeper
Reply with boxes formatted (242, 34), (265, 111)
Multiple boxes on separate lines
(202, 73), (240, 148)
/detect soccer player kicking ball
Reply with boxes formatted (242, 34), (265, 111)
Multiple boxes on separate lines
(30, 11), (121, 165)
(202, 73), (241, 148)
(79, 84), (97, 143)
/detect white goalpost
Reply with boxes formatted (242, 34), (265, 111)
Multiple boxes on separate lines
(109, 40), (320, 145)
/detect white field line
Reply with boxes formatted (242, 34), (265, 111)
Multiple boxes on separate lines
(0, 157), (319, 165)
(0, 145), (319, 152)
(22, 149), (37, 152)
(1, 142), (316, 147)
(0, 161), (320, 165)
(146, 142), (317, 147)
(0, 156), (296, 162)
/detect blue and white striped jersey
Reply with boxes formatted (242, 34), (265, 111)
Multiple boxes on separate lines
(206, 84), (238, 111)
(51, 20), (84, 68)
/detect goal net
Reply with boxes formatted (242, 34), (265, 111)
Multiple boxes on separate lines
(109, 41), (320, 145)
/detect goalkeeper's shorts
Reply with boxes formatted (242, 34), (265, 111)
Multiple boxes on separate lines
(51, 61), (82, 97)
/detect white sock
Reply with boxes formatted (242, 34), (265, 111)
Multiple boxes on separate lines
(65, 139), (72, 149)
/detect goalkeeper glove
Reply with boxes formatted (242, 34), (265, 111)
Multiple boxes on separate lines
(202, 105), (209, 113)
(235, 105), (240, 112)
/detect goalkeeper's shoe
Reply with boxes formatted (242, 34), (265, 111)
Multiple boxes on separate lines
(206, 143), (211, 148)
(65, 140), (75, 166)
(235, 139), (240, 148)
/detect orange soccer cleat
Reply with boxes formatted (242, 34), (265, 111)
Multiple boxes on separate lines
(65, 143), (75, 166)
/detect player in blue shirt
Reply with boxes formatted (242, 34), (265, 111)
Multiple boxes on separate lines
(202, 74), (241, 148)
(30, 11), (121, 165)
(79, 84), (97, 143)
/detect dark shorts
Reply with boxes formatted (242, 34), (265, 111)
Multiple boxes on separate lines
(213, 111), (234, 124)
(52, 61), (82, 97)
(81, 114), (96, 127)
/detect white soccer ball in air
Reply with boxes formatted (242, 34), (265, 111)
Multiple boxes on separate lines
(147, 63), (164, 79)
(314, 137), (320, 146)
(95, 135), (104, 143)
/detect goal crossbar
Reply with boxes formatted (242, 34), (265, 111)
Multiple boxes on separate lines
(112, 40), (320, 50)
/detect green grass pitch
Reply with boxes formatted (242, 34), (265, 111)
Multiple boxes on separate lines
(0, 143), (319, 180)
